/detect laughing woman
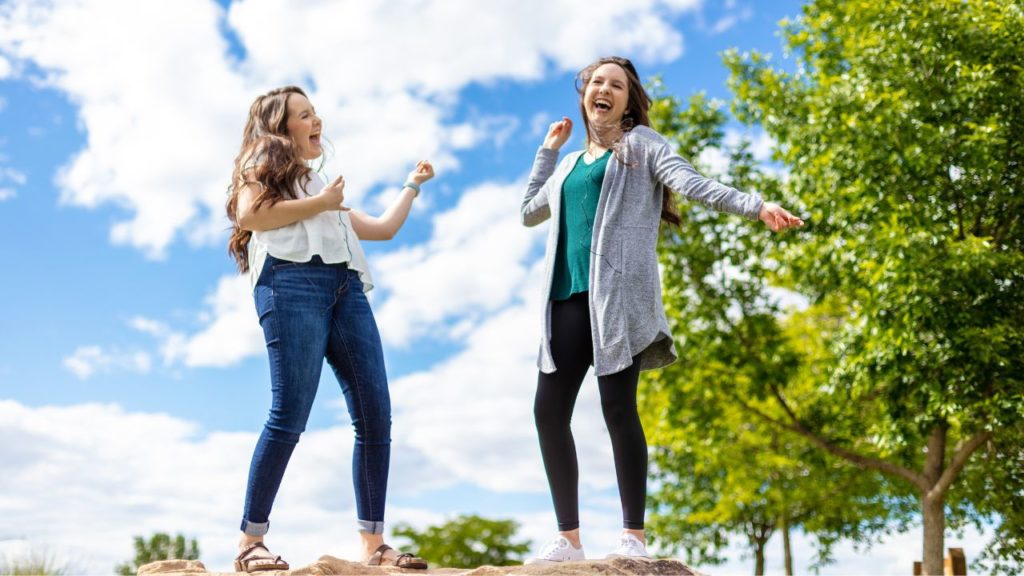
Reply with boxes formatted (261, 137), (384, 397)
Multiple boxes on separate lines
(521, 57), (803, 564)
(226, 86), (433, 572)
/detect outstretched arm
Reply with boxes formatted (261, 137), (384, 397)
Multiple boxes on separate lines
(350, 161), (434, 241)
(650, 136), (802, 232)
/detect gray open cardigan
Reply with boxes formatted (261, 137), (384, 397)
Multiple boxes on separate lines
(521, 125), (764, 376)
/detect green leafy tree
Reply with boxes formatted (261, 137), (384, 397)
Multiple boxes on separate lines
(114, 533), (200, 576)
(392, 514), (531, 568)
(717, 0), (1024, 573)
(641, 87), (897, 576)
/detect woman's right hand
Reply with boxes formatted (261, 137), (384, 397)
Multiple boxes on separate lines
(543, 117), (572, 151)
(317, 174), (350, 211)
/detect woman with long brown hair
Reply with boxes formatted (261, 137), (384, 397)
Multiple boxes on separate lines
(226, 86), (432, 571)
(521, 56), (802, 563)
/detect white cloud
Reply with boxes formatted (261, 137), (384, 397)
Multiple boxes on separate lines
(696, 145), (732, 179)
(0, 0), (698, 258)
(531, 112), (554, 137)
(724, 127), (776, 163)
(0, 0), (251, 257)
(225, 0), (694, 96)
(132, 177), (545, 369)
(708, 5), (753, 35)
(389, 261), (621, 495)
(0, 396), (619, 574)
(0, 400), (360, 573)
(6, 376), (997, 574)
(163, 275), (264, 368)
(0, 167), (26, 185)
(62, 346), (151, 379)
(692, 128), (782, 183)
(0, 167), (26, 201)
(0, 54), (10, 78)
(710, 15), (738, 34)
(128, 275), (263, 369)
(372, 179), (545, 347)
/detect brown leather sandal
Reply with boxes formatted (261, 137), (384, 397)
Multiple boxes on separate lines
(366, 544), (428, 569)
(234, 542), (290, 573)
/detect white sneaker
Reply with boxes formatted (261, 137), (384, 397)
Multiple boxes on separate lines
(525, 535), (586, 564)
(606, 533), (651, 559)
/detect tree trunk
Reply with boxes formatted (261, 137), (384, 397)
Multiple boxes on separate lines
(782, 515), (793, 576)
(746, 520), (772, 576)
(754, 541), (765, 576)
(922, 493), (945, 575)
(921, 423), (948, 576)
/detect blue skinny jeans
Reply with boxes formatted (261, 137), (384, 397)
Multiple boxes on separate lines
(240, 255), (391, 536)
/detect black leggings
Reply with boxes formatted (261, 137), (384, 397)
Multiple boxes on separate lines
(534, 291), (647, 531)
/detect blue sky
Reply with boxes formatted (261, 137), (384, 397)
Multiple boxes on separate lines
(0, 0), (989, 574)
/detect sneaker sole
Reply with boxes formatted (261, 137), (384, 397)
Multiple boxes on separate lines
(526, 558), (587, 565)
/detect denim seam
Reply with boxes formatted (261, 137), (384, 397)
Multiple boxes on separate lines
(244, 270), (282, 528)
(333, 274), (378, 522)
(327, 267), (350, 311)
(338, 317), (376, 519)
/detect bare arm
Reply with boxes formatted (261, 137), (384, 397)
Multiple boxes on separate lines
(236, 174), (347, 232)
(350, 161), (434, 241)
(349, 186), (417, 241)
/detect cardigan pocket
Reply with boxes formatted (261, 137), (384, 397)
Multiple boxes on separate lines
(590, 228), (626, 347)
(620, 225), (661, 333)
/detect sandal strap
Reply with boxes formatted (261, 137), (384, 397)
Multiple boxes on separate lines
(367, 544), (393, 566)
(237, 541), (270, 559)
(236, 541), (286, 569)
(394, 553), (428, 569)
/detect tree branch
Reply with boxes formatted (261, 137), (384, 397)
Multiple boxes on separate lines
(955, 196), (965, 241)
(929, 430), (993, 500)
(727, 387), (930, 491)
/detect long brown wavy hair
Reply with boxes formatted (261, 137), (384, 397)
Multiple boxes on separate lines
(226, 86), (316, 272)
(576, 56), (681, 226)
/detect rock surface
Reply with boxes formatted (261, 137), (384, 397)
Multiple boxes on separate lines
(139, 556), (706, 576)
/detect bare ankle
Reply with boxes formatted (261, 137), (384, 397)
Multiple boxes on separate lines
(239, 534), (263, 550)
(623, 529), (646, 544)
(559, 529), (582, 548)
(359, 532), (385, 559)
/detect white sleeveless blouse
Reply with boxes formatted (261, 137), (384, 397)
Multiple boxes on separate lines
(246, 170), (373, 293)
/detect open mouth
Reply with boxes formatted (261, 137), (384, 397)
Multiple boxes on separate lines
(593, 99), (612, 112)
(310, 133), (321, 146)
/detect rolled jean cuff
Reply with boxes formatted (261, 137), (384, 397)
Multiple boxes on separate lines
(357, 520), (385, 535)
(623, 521), (645, 530)
(241, 519), (270, 536)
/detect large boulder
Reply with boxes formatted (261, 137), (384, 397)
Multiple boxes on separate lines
(139, 555), (705, 575)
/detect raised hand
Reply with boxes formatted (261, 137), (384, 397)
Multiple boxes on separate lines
(758, 202), (804, 232)
(543, 117), (573, 151)
(407, 160), (435, 186)
(317, 174), (350, 211)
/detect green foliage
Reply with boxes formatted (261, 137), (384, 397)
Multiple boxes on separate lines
(114, 533), (200, 576)
(392, 515), (532, 568)
(641, 86), (898, 573)
(717, 0), (1024, 572)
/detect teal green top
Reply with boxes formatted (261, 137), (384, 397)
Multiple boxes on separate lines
(551, 149), (611, 301)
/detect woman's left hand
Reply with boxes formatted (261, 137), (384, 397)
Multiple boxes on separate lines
(407, 160), (435, 186)
(759, 202), (804, 232)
